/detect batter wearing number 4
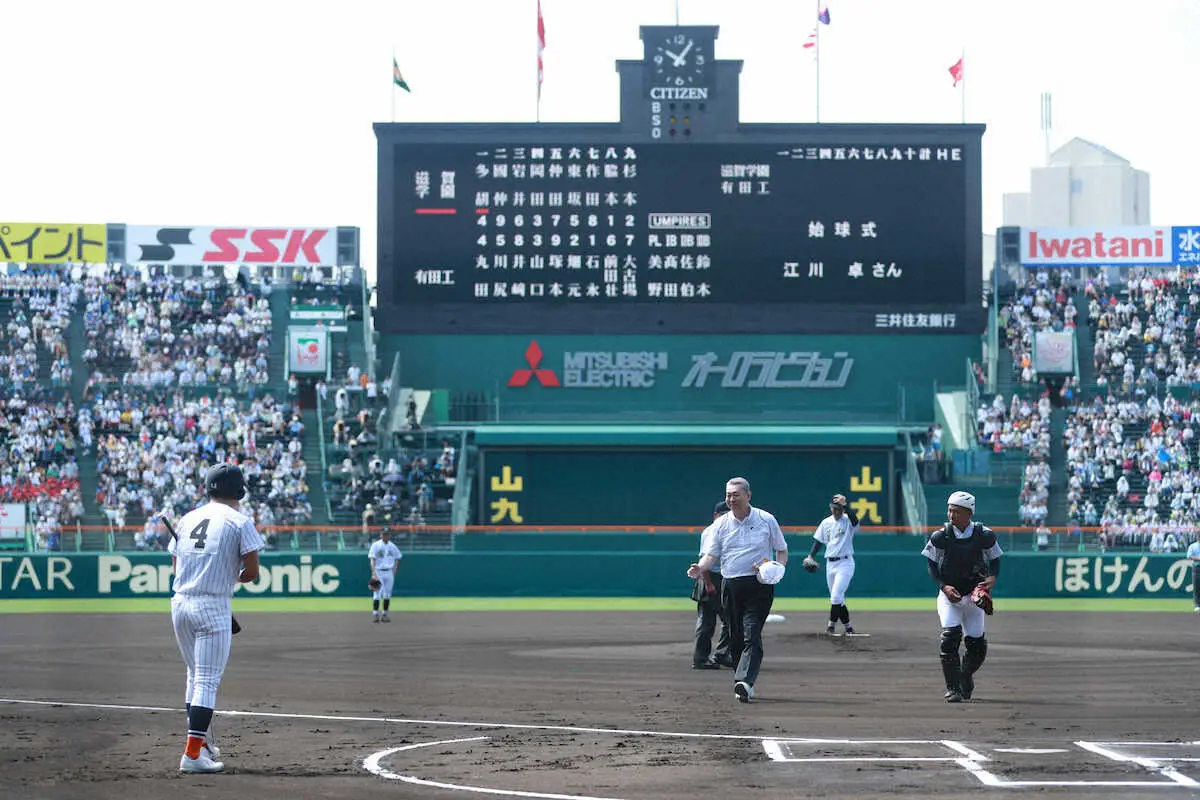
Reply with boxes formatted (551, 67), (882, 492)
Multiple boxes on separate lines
(169, 464), (265, 774)
(804, 494), (860, 635)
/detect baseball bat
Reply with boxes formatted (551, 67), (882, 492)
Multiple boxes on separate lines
(157, 513), (242, 635)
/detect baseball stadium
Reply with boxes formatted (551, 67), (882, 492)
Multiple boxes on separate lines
(2, 3), (1199, 798)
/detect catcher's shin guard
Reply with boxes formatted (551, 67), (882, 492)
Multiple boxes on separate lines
(939, 625), (963, 695)
(838, 604), (850, 624)
(962, 635), (987, 676)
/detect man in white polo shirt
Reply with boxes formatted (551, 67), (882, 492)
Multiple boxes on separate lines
(687, 477), (788, 703)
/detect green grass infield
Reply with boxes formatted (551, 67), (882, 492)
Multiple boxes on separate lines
(0, 597), (1195, 614)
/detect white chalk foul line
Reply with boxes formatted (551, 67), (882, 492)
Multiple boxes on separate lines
(0, 696), (761, 741)
(1077, 741), (1200, 788)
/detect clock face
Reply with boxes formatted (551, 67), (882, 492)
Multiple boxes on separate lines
(653, 32), (707, 86)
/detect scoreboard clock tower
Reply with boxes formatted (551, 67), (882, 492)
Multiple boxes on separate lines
(375, 21), (986, 337)
(635, 25), (725, 141)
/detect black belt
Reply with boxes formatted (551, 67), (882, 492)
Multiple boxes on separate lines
(827, 556), (852, 561)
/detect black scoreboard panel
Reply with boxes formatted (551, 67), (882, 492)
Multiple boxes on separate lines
(378, 135), (983, 334)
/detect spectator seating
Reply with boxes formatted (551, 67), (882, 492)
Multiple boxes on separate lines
(81, 267), (272, 391)
(88, 388), (312, 544)
(322, 383), (455, 527)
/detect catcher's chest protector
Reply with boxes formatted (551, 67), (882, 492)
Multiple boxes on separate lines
(937, 524), (995, 594)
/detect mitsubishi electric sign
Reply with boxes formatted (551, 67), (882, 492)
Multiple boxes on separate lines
(506, 340), (852, 390)
(508, 340), (669, 388)
(1020, 226), (1200, 267)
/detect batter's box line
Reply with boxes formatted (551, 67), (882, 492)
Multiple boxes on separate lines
(763, 738), (1200, 789)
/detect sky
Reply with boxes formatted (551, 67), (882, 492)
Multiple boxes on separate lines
(3, 0), (1197, 283)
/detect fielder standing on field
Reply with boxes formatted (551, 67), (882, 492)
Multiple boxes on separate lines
(1187, 535), (1200, 613)
(804, 493), (860, 635)
(922, 490), (1002, 703)
(369, 526), (403, 623)
(687, 477), (788, 704)
(169, 463), (265, 773)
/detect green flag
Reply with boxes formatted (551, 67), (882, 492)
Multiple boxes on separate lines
(393, 57), (410, 92)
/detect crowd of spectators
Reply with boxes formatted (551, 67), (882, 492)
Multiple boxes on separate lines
(81, 267), (273, 392)
(997, 268), (1078, 385)
(1063, 389), (1200, 547)
(0, 390), (84, 542)
(1089, 265), (1200, 393)
(323, 373), (453, 526)
(87, 389), (312, 537)
(0, 269), (84, 547)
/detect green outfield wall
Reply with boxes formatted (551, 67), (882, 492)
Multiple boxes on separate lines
(0, 551), (1192, 601)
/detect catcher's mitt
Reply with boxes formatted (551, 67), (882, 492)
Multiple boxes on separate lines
(368, 577), (382, 591)
(971, 583), (994, 615)
(802, 556), (819, 573)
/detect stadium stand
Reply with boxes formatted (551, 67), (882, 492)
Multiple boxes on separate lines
(0, 267), (84, 549)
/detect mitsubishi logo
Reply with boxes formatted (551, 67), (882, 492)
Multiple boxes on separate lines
(508, 340), (561, 387)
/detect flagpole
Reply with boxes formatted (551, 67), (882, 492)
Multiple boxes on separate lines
(960, 47), (966, 124)
(391, 48), (396, 123)
(814, 0), (821, 123)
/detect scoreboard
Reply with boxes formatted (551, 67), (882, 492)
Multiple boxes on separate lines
(378, 132), (983, 335)
(375, 27), (984, 335)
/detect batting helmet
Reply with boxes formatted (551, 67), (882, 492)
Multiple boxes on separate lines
(206, 463), (247, 500)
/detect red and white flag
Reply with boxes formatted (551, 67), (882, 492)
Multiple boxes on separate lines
(949, 57), (964, 87)
(537, 0), (546, 101)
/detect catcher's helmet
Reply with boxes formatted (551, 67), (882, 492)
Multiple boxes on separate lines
(206, 463), (247, 500)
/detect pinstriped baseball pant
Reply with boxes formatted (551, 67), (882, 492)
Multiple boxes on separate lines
(172, 594), (232, 710)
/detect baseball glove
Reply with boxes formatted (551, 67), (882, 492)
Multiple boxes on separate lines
(231, 615), (242, 635)
(802, 556), (819, 573)
(368, 577), (382, 591)
(971, 583), (994, 615)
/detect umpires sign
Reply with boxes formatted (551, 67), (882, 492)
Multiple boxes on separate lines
(287, 326), (329, 374)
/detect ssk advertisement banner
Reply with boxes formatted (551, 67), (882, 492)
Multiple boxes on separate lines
(125, 225), (336, 266)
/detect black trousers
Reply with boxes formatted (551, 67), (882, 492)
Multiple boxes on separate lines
(722, 575), (775, 687)
(693, 586), (731, 666)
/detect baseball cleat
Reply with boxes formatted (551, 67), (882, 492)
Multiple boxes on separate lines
(734, 681), (754, 703)
(692, 661), (721, 670)
(373, 616), (380, 623)
(180, 752), (225, 773)
(843, 625), (856, 635)
(381, 615), (391, 623)
(202, 741), (220, 760)
(825, 623), (836, 635)
(945, 690), (964, 703)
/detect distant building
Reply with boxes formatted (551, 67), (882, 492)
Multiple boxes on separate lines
(1002, 137), (1150, 227)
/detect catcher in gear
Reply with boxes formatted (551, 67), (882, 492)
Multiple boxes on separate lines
(921, 490), (1003, 703)
(368, 527), (403, 623)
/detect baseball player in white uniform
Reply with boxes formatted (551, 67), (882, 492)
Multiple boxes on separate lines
(804, 493), (860, 635)
(369, 527), (403, 622)
(169, 463), (265, 774)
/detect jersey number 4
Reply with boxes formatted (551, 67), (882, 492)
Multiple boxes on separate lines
(189, 519), (210, 550)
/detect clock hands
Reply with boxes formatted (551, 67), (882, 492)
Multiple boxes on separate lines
(673, 38), (694, 66)
(662, 38), (695, 68)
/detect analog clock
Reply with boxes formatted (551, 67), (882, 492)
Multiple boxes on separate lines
(652, 31), (707, 87)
